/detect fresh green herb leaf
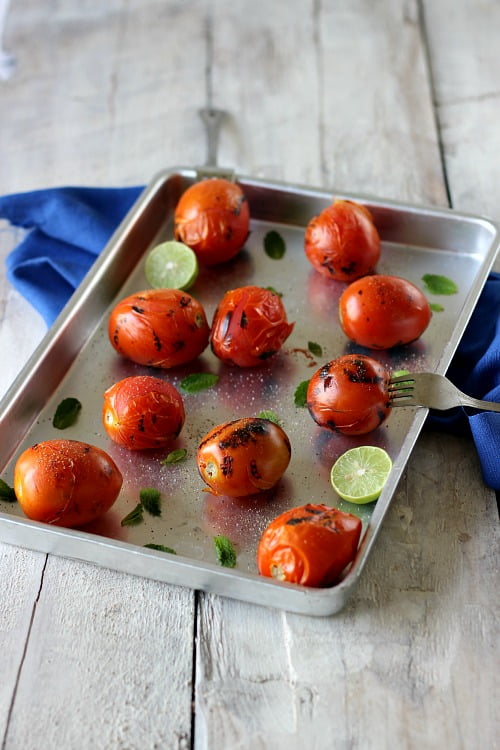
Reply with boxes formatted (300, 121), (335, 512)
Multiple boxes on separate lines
(308, 341), (322, 357)
(294, 380), (310, 408)
(121, 503), (144, 527)
(180, 372), (219, 394)
(264, 286), (283, 297)
(422, 274), (458, 295)
(161, 448), (187, 465)
(53, 397), (82, 429)
(264, 230), (286, 260)
(140, 488), (162, 517)
(0, 478), (16, 502)
(258, 410), (282, 425)
(392, 369), (410, 378)
(144, 543), (177, 554)
(429, 302), (445, 312)
(214, 535), (237, 568)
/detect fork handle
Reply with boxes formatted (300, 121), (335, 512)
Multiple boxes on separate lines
(458, 394), (500, 413)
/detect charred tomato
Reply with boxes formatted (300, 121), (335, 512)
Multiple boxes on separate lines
(339, 274), (432, 349)
(13, 439), (123, 527)
(304, 199), (380, 282)
(174, 177), (250, 265)
(103, 375), (185, 451)
(197, 417), (291, 497)
(108, 289), (210, 368)
(307, 354), (391, 435)
(210, 285), (294, 367)
(257, 503), (362, 587)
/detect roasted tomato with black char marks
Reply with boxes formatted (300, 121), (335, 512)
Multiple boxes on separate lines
(304, 199), (380, 282)
(307, 354), (391, 435)
(108, 289), (210, 368)
(197, 417), (291, 497)
(102, 375), (185, 451)
(174, 177), (250, 265)
(13, 439), (123, 528)
(257, 503), (362, 587)
(339, 274), (432, 349)
(210, 285), (294, 367)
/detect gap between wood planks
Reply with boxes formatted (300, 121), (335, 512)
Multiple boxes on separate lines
(1, 555), (49, 750)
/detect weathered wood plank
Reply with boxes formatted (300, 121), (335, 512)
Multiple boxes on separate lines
(3, 557), (195, 750)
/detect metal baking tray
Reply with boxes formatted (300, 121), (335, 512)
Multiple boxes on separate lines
(0, 168), (498, 616)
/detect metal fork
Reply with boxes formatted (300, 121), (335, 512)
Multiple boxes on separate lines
(388, 372), (500, 412)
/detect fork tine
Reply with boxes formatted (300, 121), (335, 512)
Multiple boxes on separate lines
(387, 374), (417, 406)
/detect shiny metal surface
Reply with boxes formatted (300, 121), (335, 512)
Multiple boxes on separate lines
(0, 169), (498, 615)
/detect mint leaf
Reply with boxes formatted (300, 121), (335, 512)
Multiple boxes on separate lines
(308, 341), (322, 357)
(121, 503), (144, 527)
(294, 380), (310, 408)
(422, 274), (458, 295)
(140, 488), (162, 517)
(214, 535), (237, 568)
(0, 478), (16, 502)
(53, 397), (82, 429)
(264, 230), (286, 260)
(161, 448), (187, 465)
(144, 543), (176, 554)
(180, 373), (219, 394)
(258, 410), (282, 425)
(429, 302), (444, 312)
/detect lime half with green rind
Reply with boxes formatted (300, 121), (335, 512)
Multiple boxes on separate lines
(330, 446), (392, 504)
(145, 240), (199, 290)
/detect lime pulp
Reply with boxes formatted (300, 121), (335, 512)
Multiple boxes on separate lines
(145, 240), (199, 290)
(330, 446), (392, 504)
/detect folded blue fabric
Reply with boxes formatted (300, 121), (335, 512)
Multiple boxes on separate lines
(1, 186), (499, 490)
(0, 186), (142, 326)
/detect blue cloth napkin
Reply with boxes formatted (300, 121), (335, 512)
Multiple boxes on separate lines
(1, 186), (499, 490)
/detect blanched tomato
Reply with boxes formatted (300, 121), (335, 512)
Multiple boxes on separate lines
(257, 503), (362, 587)
(103, 375), (185, 450)
(210, 286), (294, 367)
(108, 289), (210, 368)
(197, 417), (291, 497)
(304, 199), (380, 281)
(174, 178), (250, 265)
(339, 274), (432, 349)
(14, 440), (122, 527)
(307, 354), (391, 435)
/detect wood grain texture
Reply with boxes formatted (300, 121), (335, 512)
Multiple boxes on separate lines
(0, 0), (498, 748)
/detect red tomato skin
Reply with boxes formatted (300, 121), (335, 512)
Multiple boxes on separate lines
(339, 274), (432, 349)
(307, 354), (391, 435)
(108, 289), (210, 368)
(257, 503), (362, 587)
(174, 178), (250, 265)
(210, 286), (294, 367)
(304, 200), (380, 281)
(197, 417), (291, 497)
(103, 375), (185, 451)
(13, 440), (123, 528)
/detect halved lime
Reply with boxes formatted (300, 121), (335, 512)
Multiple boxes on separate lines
(330, 446), (392, 504)
(145, 240), (199, 290)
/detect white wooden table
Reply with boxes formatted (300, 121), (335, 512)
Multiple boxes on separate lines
(1, 2), (498, 748)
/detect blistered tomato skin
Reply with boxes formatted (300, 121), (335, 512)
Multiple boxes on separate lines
(257, 503), (362, 587)
(103, 375), (185, 451)
(307, 354), (391, 435)
(304, 200), (381, 282)
(197, 417), (292, 497)
(108, 289), (210, 368)
(13, 440), (123, 528)
(210, 286), (294, 367)
(339, 274), (432, 349)
(174, 178), (250, 265)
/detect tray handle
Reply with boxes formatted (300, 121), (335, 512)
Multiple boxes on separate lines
(197, 107), (236, 181)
